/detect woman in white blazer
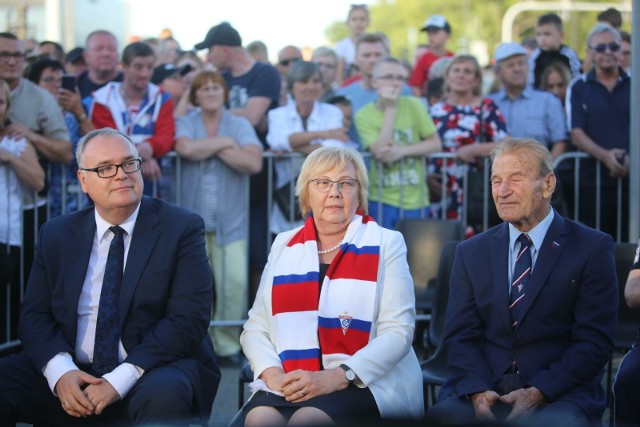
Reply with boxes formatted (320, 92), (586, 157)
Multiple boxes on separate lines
(240, 147), (423, 426)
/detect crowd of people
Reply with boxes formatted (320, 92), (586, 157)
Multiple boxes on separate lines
(0, 3), (636, 426)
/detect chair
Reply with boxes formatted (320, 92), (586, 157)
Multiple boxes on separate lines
(396, 219), (463, 315)
(238, 363), (254, 408)
(606, 242), (640, 408)
(421, 240), (460, 407)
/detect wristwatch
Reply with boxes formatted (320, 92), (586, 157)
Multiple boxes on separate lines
(340, 364), (356, 385)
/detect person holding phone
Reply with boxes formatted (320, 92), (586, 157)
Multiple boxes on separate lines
(27, 58), (94, 216)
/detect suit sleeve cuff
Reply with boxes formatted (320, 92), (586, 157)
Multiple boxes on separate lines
(102, 363), (145, 399)
(43, 352), (79, 395)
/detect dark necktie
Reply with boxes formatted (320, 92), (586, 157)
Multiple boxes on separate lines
(93, 225), (125, 375)
(509, 233), (532, 328)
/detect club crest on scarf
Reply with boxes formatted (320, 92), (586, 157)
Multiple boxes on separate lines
(270, 213), (381, 373)
(339, 313), (353, 335)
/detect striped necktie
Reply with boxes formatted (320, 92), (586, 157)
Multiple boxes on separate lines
(510, 233), (532, 328)
(93, 225), (125, 375)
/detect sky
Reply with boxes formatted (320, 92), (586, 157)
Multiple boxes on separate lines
(128, 0), (377, 62)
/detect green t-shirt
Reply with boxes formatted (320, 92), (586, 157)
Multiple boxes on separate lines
(356, 96), (436, 209)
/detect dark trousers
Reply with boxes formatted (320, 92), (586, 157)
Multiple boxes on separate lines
(0, 244), (21, 343)
(0, 353), (196, 427)
(427, 392), (590, 426)
(613, 345), (640, 427)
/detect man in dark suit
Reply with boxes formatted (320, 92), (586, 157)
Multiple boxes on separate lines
(0, 128), (220, 426)
(428, 138), (617, 425)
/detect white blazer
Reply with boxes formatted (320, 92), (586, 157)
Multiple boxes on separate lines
(241, 225), (424, 419)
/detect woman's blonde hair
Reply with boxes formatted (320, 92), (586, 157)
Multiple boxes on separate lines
(445, 54), (483, 96)
(296, 146), (369, 218)
(0, 79), (11, 129)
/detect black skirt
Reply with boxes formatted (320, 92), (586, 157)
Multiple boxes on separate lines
(242, 386), (380, 424)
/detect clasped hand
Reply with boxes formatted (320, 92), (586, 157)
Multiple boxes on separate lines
(55, 370), (121, 418)
(261, 367), (347, 403)
(471, 387), (545, 422)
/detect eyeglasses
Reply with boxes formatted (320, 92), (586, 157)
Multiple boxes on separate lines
(375, 74), (408, 82)
(590, 42), (621, 53)
(309, 178), (359, 193)
(0, 51), (25, 62)
(40, 76), (62, 85)
(80, 158), (142, 178)
(278, 58), (301, 67)
(316, 62), (336, 69)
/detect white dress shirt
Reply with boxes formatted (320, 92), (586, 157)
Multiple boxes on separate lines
(43, 204), (144, 398)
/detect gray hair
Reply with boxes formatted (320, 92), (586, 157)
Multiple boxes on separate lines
(587, 23), (621, 47)
(76, 128), (138, 168)
(286, 60), (321, 92)
(312, 46), (337, 63)
(491, 137), (554, 178)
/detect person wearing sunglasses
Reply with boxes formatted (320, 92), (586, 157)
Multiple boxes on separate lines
(566, 23), (630, 241)
(240, 146), (423, 426)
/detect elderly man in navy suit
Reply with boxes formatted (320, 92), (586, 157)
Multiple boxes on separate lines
(428, 138), (617, 425)
(0, 128), (220, 426)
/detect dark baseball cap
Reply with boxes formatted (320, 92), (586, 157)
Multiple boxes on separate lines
(194, 22), (242, 50)
(151, 63), (192, 85)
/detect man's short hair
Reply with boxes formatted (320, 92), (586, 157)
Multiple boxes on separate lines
(121, 42), (155, 66)
(491, 138), (554, 179)
(0, 32), (18, 41)
(587, 23), (621, 47)
(76, 128), (137, 167)
(85, 30), (117, 47)
(537, 13), (563, 32)
(311, 46), (337, 63)
(355, 33), (390, 54)
(371, 56), (403, 77)
(597, 7), (623, 28)
(620, 30), (631, 44)
(39, 40), (65, 60)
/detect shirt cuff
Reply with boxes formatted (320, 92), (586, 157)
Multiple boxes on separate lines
(102, 363), (145, 399)
(43, 352), (79, 395)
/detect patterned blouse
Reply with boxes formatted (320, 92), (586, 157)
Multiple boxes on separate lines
(428, 98), (508, 221)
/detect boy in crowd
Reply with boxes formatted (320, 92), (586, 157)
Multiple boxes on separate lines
(356, 57), (442, 229)
(528, 13), (581, 88)
(409, 14), (454, 97)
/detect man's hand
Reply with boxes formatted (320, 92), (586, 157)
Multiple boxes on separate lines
(58, 89), (84, 119)
(54, 370), (102, 417)
(603, 148), (629, 178)
(141, 157), (162, 180)
(499, 386), (546, 422)
(85, 380), (121, 415)
(470, 390), (500, 420)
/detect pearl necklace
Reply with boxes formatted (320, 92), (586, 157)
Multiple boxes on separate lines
(318, 242), (343, 255)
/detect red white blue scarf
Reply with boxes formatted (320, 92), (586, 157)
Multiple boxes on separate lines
(271, 212), (381, 372)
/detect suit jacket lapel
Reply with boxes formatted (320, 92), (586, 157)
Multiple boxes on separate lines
(516, 213), (567, 326)
(120, 197), (160, 327)
(491, 223), (513, 334)
(66, 211), (96, 337)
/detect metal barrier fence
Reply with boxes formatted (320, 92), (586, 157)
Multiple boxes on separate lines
(1, 150), (630, 351)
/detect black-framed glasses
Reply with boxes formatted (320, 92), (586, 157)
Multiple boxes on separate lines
(0, 51), (25, 62)
(590, 42), (621, 53)
(80, 158), (142, 178)
(309, 178), (359, 193)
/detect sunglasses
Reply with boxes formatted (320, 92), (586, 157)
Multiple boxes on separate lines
(590, 42), (621, 53)
(278, 58), (301, 67)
